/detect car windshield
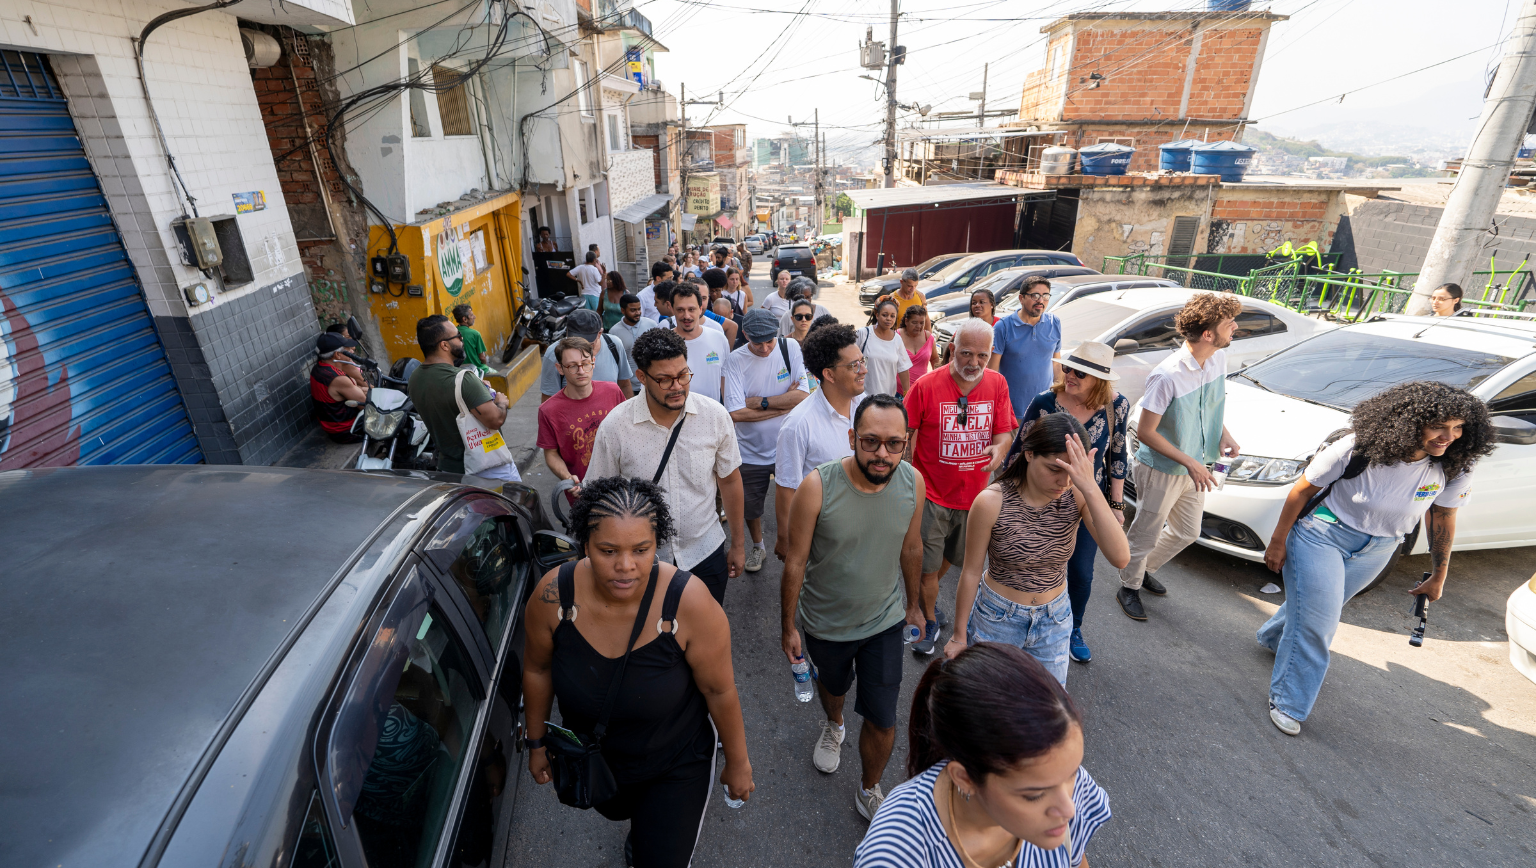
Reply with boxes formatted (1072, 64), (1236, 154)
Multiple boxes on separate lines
(1053, 297), (1141, 348)
(931, 253), (987, 282)
(1241, 329), (1514, 410)
(917, 254), (959, 275)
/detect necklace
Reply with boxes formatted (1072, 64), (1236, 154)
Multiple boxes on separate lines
(945, 775), (1019, 868)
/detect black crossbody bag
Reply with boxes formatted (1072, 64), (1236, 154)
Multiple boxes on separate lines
(545, 559), (660, 809)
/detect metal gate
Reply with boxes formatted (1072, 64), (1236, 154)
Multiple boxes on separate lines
(0, 51), (202, 468)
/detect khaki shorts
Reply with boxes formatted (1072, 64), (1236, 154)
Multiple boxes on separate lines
(921, 500), (969, 574)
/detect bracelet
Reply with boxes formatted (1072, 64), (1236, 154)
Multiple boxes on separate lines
(1107, 501), (1125, 510)
(524, 736), (546, 750)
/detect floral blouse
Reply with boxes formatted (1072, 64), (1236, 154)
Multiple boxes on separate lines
(1006, 389), (1130, 494)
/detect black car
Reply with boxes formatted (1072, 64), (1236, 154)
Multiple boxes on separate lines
(0, 466), (577, 868)
(926, 264), (1101, 320)
(770, 244), (818, 282)
(857, 253), (969, 306)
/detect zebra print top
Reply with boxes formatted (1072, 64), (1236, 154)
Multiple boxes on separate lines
(986, 481), (1080, 595)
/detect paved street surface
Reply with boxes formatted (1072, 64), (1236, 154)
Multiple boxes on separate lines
(500, 265), (1536, 867)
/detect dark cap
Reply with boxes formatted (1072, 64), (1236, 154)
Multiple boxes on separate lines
(566, 308), (603, 340)
(742, 309), (780, 342)
(317, 332), (358, 354)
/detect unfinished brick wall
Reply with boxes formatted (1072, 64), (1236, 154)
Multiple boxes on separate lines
(1185, 26), (1264, 119)
(1064, 125), (1243, 172)
(1062, 26), (1196, 121)
(1208, 192), (1336, 255)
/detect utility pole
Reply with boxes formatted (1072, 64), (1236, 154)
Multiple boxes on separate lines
(975, 63), (989, 128)
(1411, 6), (1536, 314)
(678, 83), (688, 247)
(814, 108), (822, 235)
(883, 0), (899, 188)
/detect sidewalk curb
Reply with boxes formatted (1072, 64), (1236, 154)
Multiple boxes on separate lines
(487, 345), (541, 405)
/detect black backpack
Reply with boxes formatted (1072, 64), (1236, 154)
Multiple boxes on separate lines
(1301, 449), (1370, 517)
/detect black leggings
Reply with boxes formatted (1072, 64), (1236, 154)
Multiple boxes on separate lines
(595, 751), (715, 867)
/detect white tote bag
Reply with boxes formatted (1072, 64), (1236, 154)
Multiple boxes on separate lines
(454, 368), (514, 475)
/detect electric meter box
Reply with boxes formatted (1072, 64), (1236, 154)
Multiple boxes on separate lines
(172, 216), (223, 270)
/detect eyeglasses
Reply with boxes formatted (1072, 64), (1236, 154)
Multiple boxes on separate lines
(955, 395), (969, 428)
(1062, 366), (1090, 380)
(1022, 292), (1051, 300)
(857, 435), (909, 454)
(793, 313), (815, 321)
(832, 359), (868, 372)
(647, 369), (694, 389)
(560, 359), (595, 372)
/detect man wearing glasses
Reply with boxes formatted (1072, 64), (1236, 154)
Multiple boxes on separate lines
(988, 275), (1062, 423)
(903, 317), (1017, 655)
(538, 309), (632, 403)
(408, 314), (516, 480)
(537, 336), (627, 504)
(588, 328), (747, 603)
(779, 393), (927, 822)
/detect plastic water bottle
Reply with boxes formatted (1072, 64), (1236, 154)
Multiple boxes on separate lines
(723, 784), (745, 809)
(902, 624), (923, 644)
(791, 657), (814, 702)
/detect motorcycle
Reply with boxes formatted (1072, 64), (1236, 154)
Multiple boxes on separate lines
(345, 352), (435, 472)
(502, 295), (584, 362)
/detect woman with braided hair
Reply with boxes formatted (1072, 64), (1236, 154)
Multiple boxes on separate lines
(522, 476), (754, 866)
(1259, 381), (1495, 736)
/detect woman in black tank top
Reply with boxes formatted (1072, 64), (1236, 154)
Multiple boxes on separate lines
(522, 477), (754, 867)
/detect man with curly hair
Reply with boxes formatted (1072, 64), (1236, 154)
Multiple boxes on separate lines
(1116, 292), (1242, 621)
(1256, 381), (1493, 736)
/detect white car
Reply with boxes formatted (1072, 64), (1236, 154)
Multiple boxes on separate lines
(744, 235), (764, 255)
(1510, 574), (1536, 685)
(1190, 313), (1536, 585)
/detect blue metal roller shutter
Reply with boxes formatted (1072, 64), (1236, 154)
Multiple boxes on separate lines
(0, 51), (202, 468)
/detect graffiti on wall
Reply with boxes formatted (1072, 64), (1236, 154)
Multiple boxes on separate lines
(0, 290), (81, 470)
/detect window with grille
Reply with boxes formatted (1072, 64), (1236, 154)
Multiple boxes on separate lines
(432, 64), (475, 136)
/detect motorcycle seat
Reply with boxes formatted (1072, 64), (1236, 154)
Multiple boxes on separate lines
(551, 298), (581, 316)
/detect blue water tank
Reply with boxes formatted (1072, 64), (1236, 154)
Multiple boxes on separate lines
(1158, 139), (1204, 172)
(1192, 140), (1256, 182)
(1079, 142), (1135, 176)
(1207, 0), (1251, 10)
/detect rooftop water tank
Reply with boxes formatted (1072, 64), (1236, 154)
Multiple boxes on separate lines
(1207, 0), (1251, 10)
(1191, 140), (1256, 182)
(1039, 146), (1077, 176)
(1079, 142), (1134, 176)
(1158, 139), (1204, 172)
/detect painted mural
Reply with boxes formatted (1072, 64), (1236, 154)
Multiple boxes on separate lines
(0, 290), (81, 469)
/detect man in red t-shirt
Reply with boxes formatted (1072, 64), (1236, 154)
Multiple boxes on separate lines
(902, 317), (1016, 654)
(538, 336), (626, 502)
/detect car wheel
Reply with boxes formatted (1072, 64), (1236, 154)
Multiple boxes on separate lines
(1358, 523), (1419, 596)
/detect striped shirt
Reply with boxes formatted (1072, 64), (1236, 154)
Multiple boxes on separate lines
(855, 762), (1111, 868)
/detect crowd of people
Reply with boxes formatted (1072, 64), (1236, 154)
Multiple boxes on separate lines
(314, 251), (1492, 867)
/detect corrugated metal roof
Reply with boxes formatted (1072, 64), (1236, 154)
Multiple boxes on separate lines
(846, 182), (1052, 210)
(613, 192), (674, 223)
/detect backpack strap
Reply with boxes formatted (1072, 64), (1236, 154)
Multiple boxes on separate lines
(1301, 450), (1370, 517)
(603, 333), (621, 364)
(779, 338), (791, 372)
(657, 568), (692, 634)
(556, 559), (579, 622)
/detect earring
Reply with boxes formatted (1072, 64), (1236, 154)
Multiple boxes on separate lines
(962, 790), (972, 802)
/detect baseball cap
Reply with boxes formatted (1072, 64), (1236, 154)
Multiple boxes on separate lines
(317, 332), (358, 354)
(566, 308), (603, 341)
(742, 309), (780, 343)
(901, 268), (920, 281)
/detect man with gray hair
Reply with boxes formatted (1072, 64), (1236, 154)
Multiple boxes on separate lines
(901, 316), (1017, 655)
(779, 276), (829, 337)
(725, 308), (810, 571)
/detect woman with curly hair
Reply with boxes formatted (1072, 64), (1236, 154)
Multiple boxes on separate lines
(1258, 381), (1495, 736)
(522, 476), (754, 865)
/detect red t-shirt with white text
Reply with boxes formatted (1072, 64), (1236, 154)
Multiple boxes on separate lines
(537, 382), (626, 490)
(903, 368), (1017, 510)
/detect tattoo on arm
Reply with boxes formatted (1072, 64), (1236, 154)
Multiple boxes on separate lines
(1427, 505), (1454, 574)
(539, 577), (561, 604)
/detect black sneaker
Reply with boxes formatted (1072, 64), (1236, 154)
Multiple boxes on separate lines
(1141, 572), (1167, 595)
(1117, 587), (1147, 621)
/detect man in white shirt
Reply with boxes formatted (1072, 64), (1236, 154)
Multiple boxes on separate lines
(609, 293), (659, 394)
(725, 309), (810, 572)
(656, 281), (725, 335)
(773, 323), (867, 561)
(667, 284), (732, 404)
(567, 250), (604, 307)
(638, 261), (674, 321)
(587, 327), (747, 602)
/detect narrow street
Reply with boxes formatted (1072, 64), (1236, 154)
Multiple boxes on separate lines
(502, 267), (1536, 867)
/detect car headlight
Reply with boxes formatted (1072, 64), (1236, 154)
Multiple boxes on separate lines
(1224, 455), (1305, 485)
(364, 406), (406, 440)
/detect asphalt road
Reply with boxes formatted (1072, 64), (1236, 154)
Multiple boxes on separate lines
(499, 269), (1536, 867)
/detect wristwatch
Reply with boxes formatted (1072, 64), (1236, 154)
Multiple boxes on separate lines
(523, 736), (546, 750)
(759, 396), (770, 410)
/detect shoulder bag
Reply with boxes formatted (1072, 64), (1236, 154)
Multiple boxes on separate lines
(454, 368), (514, 475)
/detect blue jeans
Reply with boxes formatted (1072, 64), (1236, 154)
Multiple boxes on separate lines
(1257, 516), (1397, 721)
(1066, 521), (1097, 630)
(965, 579), (1072, 685)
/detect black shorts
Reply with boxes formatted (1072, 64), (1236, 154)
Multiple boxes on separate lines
(740, 462), (774, 521)
(802, 621), (905, 729)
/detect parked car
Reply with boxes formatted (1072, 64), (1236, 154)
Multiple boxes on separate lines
(0, 465), (578, 868)
(925, 265), (1101, 320)
(1180, 312), (1536, 584)
(771, 243), (818, 282)
(711, 235), (736, 246)
(1509, 572), (1536, 685)
(744, 235), (765, 255)
(1045, 273), (1185, 311)
(859, 253), (968, 305)
(915, 249), (1087, 304)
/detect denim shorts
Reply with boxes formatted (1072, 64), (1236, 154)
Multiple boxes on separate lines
(964, 579), (1072, 685)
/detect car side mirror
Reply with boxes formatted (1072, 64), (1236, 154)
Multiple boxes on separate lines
(1113, 338), (1140, 355)
(1491, 415), (1536, 445)
(532, 529), (578, 571)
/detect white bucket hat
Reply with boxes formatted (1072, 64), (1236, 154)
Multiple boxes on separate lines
(1059, 340), (1119, 381)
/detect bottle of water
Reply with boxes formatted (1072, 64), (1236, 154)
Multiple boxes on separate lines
(791, 657), (814, 702)
(723, 784), (745, 809)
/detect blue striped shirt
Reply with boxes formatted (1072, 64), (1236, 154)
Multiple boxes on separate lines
(855, 762), (1111, 868)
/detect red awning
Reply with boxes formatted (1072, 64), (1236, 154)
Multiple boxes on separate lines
(716, 215), (733, 230)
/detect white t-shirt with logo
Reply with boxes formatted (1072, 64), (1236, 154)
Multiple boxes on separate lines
(857, 326), (914, 397)
(569, 263), (604, 297)
(682, 328), (732, 405)
(1304, 434), (1473, 538)
(723, 339), (809, 464)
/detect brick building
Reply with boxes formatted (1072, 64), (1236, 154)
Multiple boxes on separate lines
(1010, 10), (1287, 172)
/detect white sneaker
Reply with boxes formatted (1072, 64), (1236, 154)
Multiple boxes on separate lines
(745, 544), (765, 573)
(1269, 702), (1301, 736)
(813, 720), (844, 773)
(856, 784), (885, 821)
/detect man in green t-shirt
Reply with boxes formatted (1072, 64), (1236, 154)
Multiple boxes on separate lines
(408, 315), (513, 477)
(452, 304), (493, 375)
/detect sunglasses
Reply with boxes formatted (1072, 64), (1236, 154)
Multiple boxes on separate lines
(793, 313), (815, 321)
(1063, 367), (1090, 380)
(955, 395), (969, 428)
(857, 435), (909, 454)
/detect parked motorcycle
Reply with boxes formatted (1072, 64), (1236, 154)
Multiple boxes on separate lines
(347, 354), (435, 471)
(502, 295), (584, 362)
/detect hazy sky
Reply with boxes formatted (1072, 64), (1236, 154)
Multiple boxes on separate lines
(641, 0), (1518, 163)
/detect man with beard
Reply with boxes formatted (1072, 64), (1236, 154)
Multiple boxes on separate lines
(408, 315), (515, 479)
(988, 275), (1062, 423)
(780, 393), (926, 822)
(1115, 293), (1242, 621)
(903, 317), (1017, 655)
